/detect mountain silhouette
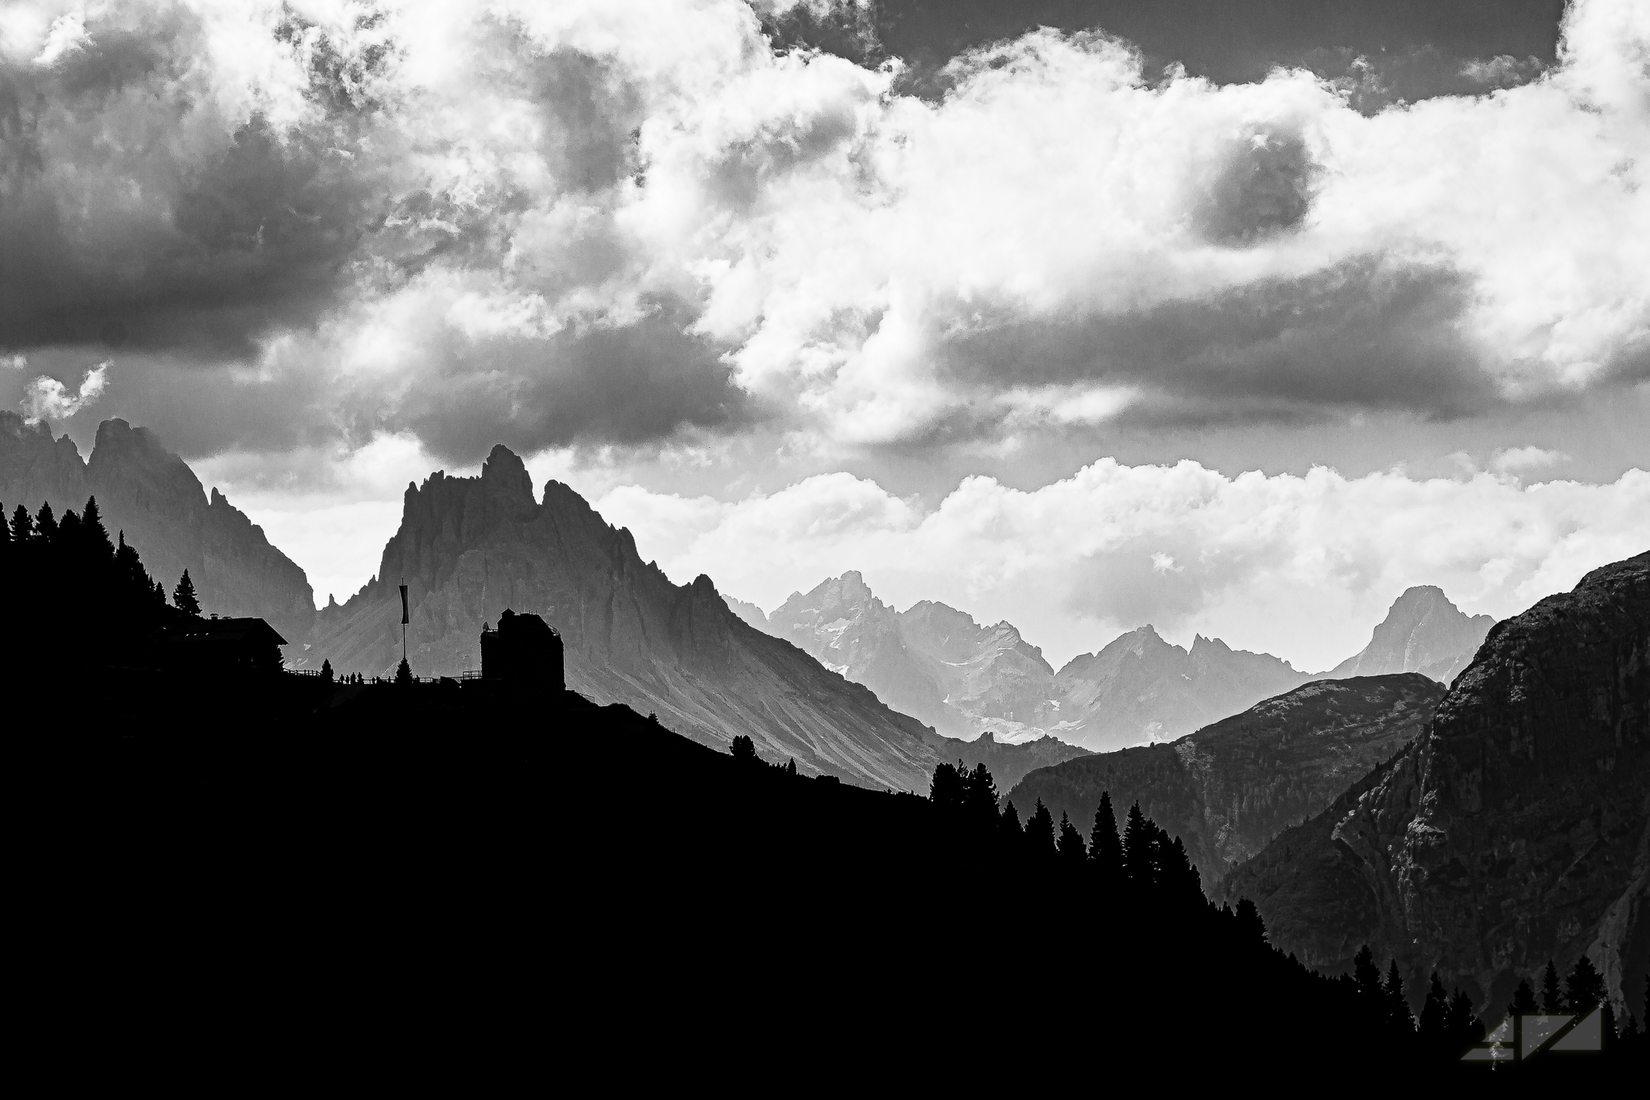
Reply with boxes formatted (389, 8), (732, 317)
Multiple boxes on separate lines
(303, 447), (1083, 791)
(0, 413), (314, 644)
(1223, 550), (1650, 1016)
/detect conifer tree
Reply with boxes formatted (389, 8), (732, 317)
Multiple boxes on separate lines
(998, 800), (1022, 846)
(730, 734), (756, 762)
(320, 658), (334, 684)
(1384, 961), (1413, 1035)
(1121, 801), (1151, 883)
(11, 503), (33, 541)
(395, 656), (413, 685)
(962, 763), (998, 828)
(81, 496), (111, 558)
(929, 762), (963, 811)
(786, 759), (796, 777)
(1508, 977), (1537, 1018)
(1564, 954), (1605, 1015)
(1024, 799), (1056, 857)
(1540, 960), (1563, 1013)
(1354, 945), (1383, 1005)
(36, 502), (57, 542)
(1419, 972), (1450, 1041)
(1056, 811), (1086, 868)
(1089, 790), (1124, 882)
(1445, 990), (1482, 1050)
(152, 579), (167, 606)
(1234, 897), (1266, 946)
(173, 570), (201, 616)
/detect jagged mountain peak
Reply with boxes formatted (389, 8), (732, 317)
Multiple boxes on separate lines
(481, 443), (534, 501)
(1328, 582), (1493, 683)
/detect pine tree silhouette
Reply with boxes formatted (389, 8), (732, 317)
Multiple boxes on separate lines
(395, 656), (412, 685)
(1121, 800), (1151, 883)
(1444, 989), (1482, 1051)
(1508, 977), (1537, 1019)
(81, 496), (111, 559)
(730, 734), (756, 762)
(1056, 811), (1086, 867)
(1089, 790), (1123, 884)
(1419, 972), (1449, 1044)
(1540, 960), (1564, 1013)
(1384, 961), (1413, 1035)
(962, 763), (998, 829)
(998, 800), (1022, 845)
(1024, 799), (1055, 858)
(173, 570), (201, 616)
(1565, 954), (1605, 1015)
(320, 659), (334, 683)
(36, 502), (57, 542)
(1354, 945), (1384, 1005)
(11, 504), (33, 541)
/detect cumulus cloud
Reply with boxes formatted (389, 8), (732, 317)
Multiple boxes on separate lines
(594, 458), (1650, 671)
(22, 359), (108, 422)
(0, 0), (1647, 464)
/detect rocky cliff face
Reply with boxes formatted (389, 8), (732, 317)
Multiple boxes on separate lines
(0, 413), (314, 644)
(1007, 674), (1445, 888)
(303, 449), (1074, 792)
(1223, 552), (1650, 1014)
(1328, 585), (1494, 685)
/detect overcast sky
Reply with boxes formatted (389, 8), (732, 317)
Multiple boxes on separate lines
(2, 0), (1646, 669)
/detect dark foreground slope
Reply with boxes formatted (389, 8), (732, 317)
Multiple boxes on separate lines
(1224, 552), (1650, 1015)
(1008, 674), (1445, 888)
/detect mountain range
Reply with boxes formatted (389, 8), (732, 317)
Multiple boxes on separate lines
(0, 413), (314, 645)
(734, 570), (1492, 752)
(297, 444), (1088, 791)
(1222, 551), (1650, 1011)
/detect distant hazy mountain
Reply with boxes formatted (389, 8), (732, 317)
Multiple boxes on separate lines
(302, 447), (1077, 791)
(723, 595), (770, 631)
(1327, 585), (1493, 684)
(1007, 674), (1446, 888)
(0, 413), (314, 644)
(1050, 626), (1310, 751)
(1223, 551), (1650, 1013)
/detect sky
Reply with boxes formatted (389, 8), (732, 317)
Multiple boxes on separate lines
(1, 0), (1647, 670)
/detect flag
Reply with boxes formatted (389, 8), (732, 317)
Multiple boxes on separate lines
(399, 583), (409, 625)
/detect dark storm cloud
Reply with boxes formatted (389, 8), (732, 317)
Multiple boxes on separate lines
(938, 259), (1491, 423)
(794, 0), (1565, 94)
(0, 5), (390, 357)
(366, 298), (755, 464)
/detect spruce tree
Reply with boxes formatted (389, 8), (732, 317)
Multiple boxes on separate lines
(730, 734), (755, 762)
(998, 800), (1022, 846)
(173, 570), (201, 616)
(1508, 977), (1537, 1018)
(1445, 990), (1482, 1050)
(11, 504), (33, 541)
(1384, 961), (1413, 1035)
(320, 658), (334, 684)
(81, 496), (111, 558)
(395, 656), (413, 685)
(1056, 811), (1086, 868)
(1089, 790), (1124, 884)
(1024, 799), (1056, 858)
(1564, 954), (1605, 1015)
(1419, 972), (1450, 1042)
(1353, 945), (1384, 1010)
(36, 502), (57, 542)
(1121, 801), (1151, 883)
(786, 759), (796, 777)
(962, 763), (998, 829)
(1540, 960), (1563, 1014)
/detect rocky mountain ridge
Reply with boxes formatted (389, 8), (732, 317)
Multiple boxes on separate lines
(0, 413), (314, 644)
(1222, 551), (1650, 1013)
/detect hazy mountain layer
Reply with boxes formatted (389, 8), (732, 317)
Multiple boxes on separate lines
(1222, 551), (1650, 1013)
(0, 414), (314, 644)
(1007, 674), (1445, 888)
